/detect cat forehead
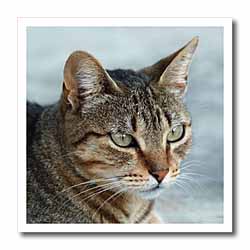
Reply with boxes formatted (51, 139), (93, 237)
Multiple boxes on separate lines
(80, 86), (189, 135)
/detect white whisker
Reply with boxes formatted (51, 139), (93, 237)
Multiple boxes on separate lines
(74, 183), (124, 221)
(177, 175), (205, 193)
(180, 163), (205, 171)
(181, 172), (216, 181)
(81, 182), (123, 203)
(60, 176), (118, 193)
(91, 186), (128, 221)
(173, 181), (190, 196)
(58, 180), (123, 212)
(177, 178), (197, 194)
(181, 159), (204, 167)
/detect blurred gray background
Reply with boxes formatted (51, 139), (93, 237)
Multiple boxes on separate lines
(27, 27), (223, 223)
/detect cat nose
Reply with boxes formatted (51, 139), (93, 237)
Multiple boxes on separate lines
(149, 169), (169, 184)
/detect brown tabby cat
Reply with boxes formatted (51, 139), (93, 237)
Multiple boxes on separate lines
(27, 37), (198, 223)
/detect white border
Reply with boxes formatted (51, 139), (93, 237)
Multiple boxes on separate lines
(18, 17), (232, 233)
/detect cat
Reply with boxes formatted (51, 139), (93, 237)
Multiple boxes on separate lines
(27, 37), (198, 223)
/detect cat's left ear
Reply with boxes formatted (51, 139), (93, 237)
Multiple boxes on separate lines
(139, 37), (199, 97)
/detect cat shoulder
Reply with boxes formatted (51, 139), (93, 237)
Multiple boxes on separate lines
(27, 102), (44, 145)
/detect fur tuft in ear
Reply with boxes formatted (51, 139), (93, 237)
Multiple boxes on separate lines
(139, 37), (199, 97)
(63, 51), (122, 111)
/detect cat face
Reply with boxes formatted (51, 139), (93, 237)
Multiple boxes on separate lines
(61, 37), (198, 199)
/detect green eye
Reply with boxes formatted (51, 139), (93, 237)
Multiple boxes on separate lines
(167, 125), (184, 143)
(110, 133), (134, 147)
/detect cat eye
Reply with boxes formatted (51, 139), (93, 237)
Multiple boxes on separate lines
(167, 125), (185, 143)
(110, 133), (136, 148)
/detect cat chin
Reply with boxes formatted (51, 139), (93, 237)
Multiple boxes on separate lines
(136, 186), (165, 200)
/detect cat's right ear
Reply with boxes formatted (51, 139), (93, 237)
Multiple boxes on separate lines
(62, 51), (122, 112)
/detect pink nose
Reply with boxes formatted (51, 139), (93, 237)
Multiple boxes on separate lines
(149, 169), (169, 183)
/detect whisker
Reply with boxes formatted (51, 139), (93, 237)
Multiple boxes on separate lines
(177, 175), (206, 193)
(73, 183), (124, 221)
(177, 176), (203, 194)
(40, 174), (128, 216)
(91, 186), (128, 221)
(180, 164), (207, 171)
(174, 180), (196, 201)
(176, 178), (197, 195)
(80, 182), (123, 204)
(181, 160), (205, 168)
(173, 181), (190, 196)
(181, 172), (216, 181)
(58, 180), (123, 213)
(182, 159), (203, 165)
(60, 176), (120, 193)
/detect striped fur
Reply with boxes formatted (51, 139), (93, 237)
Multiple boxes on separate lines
(27, 38), (198, 223)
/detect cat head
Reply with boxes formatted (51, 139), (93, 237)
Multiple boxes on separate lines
(60, 37), (198, 199)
